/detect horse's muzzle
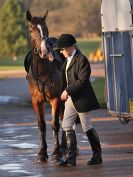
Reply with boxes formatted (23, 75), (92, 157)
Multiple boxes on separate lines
(39, 40), (48, 58)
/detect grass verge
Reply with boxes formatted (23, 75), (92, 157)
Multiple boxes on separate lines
(0, 38), (102, 67)
(91, 77), (107, 108)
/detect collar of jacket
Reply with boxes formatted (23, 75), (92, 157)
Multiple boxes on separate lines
(61, 50), (80, 71)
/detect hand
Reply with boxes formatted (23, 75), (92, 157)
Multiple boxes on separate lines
(47, 52), (54, 61)
(61, 90), (68, 101)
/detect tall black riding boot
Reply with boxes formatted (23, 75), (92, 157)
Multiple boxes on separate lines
(60, 129), (67, 155)
(56, 130), (77, 167)
(86, 128), (102, 165)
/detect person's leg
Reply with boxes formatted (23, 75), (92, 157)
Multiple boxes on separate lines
(78, 112), (102, 165)
(62, 97), (78, 131)
(57, 129), (77, 167)
(60, 129), (67, 154)
(86, 128), (102, 165)
(73, 123), (79, 155)
(57, 97), (78, 166)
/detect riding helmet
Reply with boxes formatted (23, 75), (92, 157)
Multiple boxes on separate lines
(56, 34), (76, 49)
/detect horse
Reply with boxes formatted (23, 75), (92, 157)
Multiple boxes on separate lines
(25, 10), (65, 162)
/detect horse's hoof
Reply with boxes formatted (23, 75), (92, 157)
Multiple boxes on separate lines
(60, 147), (67, 155)
(50, 155), (62, 163)
(36, 155), (48, 163)
(52, 147), (60, 156)
(76, 148), (80, 156)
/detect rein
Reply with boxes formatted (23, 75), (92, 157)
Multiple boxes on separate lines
(31, 52), (54, 99)
(36, 55), (54, 94)
(29, 32), (53, 56)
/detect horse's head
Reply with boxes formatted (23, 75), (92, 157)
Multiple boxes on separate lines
(26, 10), (49, 58)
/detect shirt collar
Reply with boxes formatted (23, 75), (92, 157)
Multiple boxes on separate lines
(67, 49), (76, 61)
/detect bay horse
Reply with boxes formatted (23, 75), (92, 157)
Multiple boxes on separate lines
(26, 10), (65, 162)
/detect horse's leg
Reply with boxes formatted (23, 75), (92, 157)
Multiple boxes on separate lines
(59, 101), (78, 156)
(50, 98), (61, 161)
(32, 98), (48, 162)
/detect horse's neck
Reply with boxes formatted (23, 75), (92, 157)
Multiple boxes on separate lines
(31, 52), (53, 76)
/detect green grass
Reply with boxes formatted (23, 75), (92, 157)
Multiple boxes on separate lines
(0, 55), (25, 67)
(0, 66), (23, 70)
(0, 38), (101, 68)
(91, 77), (107, 108)
(77, 38), (102, 57)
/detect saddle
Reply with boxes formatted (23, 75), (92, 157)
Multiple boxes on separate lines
(24, 50), (32, 73)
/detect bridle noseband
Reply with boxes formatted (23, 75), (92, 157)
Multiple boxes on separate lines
(29, 31), (54, 57)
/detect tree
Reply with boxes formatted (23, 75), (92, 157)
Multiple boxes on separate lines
(0, 0), (29, 58)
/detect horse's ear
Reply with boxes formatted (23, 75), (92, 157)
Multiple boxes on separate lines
(43, 10), (48, 21)
(26, 10), (32, 22)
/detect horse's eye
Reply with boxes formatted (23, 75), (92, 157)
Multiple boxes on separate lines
(30, 24), (36, 30)
(29, 25), (37, 33)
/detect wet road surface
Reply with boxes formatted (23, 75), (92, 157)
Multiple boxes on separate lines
(0, 77), (133, 177)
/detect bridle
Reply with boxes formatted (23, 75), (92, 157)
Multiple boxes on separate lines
(28, 27), (55, 97)
(29, 32), (55, 57)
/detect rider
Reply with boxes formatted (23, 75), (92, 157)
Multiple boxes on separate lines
(54, 34), (102, 167)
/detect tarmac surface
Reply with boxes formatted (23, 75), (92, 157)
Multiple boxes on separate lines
(0, 65), (133, 177)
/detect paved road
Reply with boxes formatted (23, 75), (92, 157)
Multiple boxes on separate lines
(0, 77), (30, 105)
(0, 74), (133, 177)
